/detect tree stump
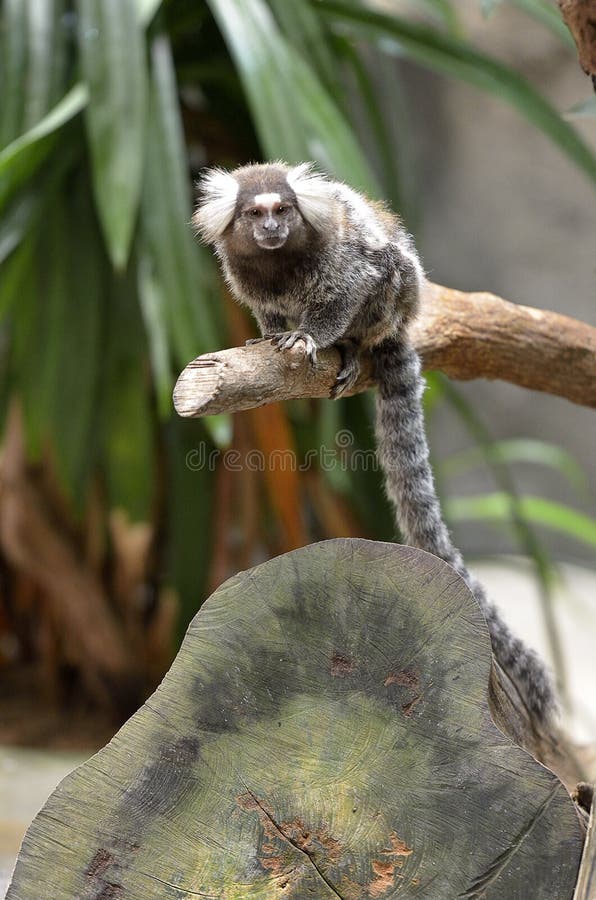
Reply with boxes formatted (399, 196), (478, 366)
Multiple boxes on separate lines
(8, 541), (584, 898)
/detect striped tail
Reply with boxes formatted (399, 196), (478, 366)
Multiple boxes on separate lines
(374, 336), (556, 722)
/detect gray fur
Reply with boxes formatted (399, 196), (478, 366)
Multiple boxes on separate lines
(195, 161), (556, 723)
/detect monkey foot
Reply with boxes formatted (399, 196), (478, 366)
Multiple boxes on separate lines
(271, 331), (317, 366)
(245, 335), (275, 345)
(331, 341), (361, 398)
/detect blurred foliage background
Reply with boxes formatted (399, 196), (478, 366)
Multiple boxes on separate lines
(0, 0), (595, 741)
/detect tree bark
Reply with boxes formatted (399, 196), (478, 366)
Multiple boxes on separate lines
(173, 281), (596, 417)
(558, 0), (596, 85)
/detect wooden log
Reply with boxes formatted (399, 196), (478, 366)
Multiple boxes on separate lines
(173, 282), (596, 418)
(8, 541), (584, 899)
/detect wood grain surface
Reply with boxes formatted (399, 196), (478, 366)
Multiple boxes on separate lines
(8, 541), (583, 898)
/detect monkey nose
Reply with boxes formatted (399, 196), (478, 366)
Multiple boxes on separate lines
(263, 217), (278, 231)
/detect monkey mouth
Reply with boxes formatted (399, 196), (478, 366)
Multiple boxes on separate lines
(256, 236), (287, 250)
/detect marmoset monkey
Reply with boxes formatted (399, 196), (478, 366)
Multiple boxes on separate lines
(193, 161), (555, 722)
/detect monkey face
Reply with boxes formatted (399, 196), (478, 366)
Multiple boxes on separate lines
(238, 195), (306, 251)
(224, 190), (312, 257)
(193, 162), (334, 252)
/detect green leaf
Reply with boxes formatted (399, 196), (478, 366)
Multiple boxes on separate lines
(437, 377), (569, 699)
(8, 189), (102, 502)
(49, 181), (104, 505)
(8, 234), (43, 457)
(0, 131), (80, 262)
(103, 362), (155, 522)
(0, 84), (88, 171)
(207, 0), (379, 194)
(446, 492), (596, 549)
(0, 191), (37, 266)
(337, 39), (412, 217)
(208, 0), (308, 162)
(23, 0), (68, 131)
(0, 228), (37, 324)
(164, 418), (215, 633)
(137, 251), (174, 419)
(443, 438), (588, 492)
(136, 0), (163, 27)
(102, 269), (155, 522)
(0, 0), (28, 146)
(34, 200), (71, 447)
(0, 84), (88, 211)
(419, 0), (462, 34)
(268, 0), (339, 91)
(319, 1), (596, 187)
(140, 34), (230, 444)
(77, 0), (148, 269)
(141, 34), (219, 363)
(10, 207), (67, 461)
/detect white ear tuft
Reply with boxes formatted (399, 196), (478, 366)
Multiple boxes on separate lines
(286, 163), (334, 231)
(193, 168), (239, 243)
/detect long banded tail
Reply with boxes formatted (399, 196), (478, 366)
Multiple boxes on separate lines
(374, 336), (555, 722)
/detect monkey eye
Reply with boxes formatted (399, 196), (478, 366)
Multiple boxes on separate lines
(276, 204), (289, 214)
(248, 207), (262, 217)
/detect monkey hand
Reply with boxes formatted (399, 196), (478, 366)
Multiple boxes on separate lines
(270, 331), (317, 367)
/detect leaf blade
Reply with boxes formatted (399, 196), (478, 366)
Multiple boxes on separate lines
(140, 33), (227, 443)
(24, 0), (68, 130)
(77, 0), (148, 268)
(141, 34), (220, 363)
(207, 0), (379, 193)
(319, 0), (596, 186)
(0, 84), (88, 211)
(0, 0), (28, 146)
(443, 438), (588, 493)
(446, 492), (596, 549)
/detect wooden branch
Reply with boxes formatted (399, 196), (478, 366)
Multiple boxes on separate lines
(558, 0), (596, 84)
(174, 282), (596, 417)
